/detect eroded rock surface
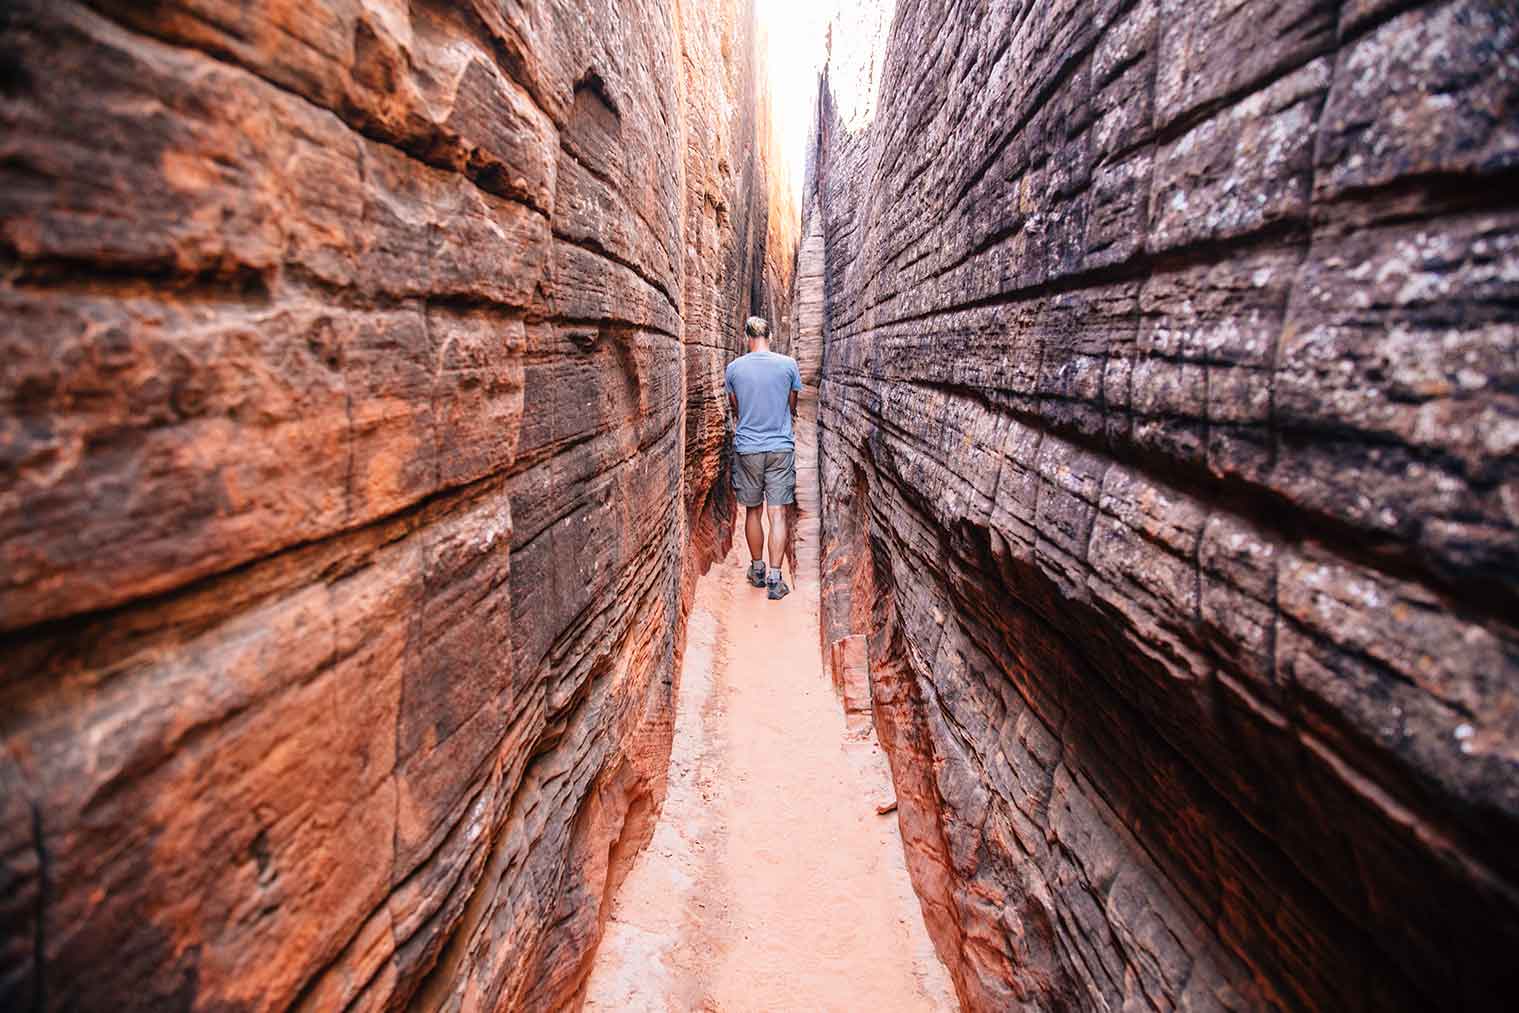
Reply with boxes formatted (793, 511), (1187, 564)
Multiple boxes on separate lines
(808, 1), (1519, 1009)
(0, 1), (786, 1008)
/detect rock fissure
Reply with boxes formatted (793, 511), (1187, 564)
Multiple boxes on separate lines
(4, 0), (1518, 1010)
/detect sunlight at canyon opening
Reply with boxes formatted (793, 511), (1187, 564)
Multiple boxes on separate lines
(757, 0), (897, 206)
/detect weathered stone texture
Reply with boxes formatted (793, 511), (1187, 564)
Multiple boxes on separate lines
(0, 0), (785, 1009)
(809, 1), (1518, 1009)
(792, 200), (826, 389)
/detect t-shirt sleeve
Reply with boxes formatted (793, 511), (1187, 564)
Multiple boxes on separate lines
(790, 358), (802, 391)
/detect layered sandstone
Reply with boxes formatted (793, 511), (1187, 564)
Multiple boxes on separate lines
(809, 1), (1519, 1009)
(0, 1), (786, 1008)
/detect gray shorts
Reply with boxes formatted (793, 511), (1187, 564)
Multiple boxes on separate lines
(733, 450), (795, 507)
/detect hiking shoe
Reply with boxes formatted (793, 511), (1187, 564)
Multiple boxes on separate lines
(747, 562), (767, 588)
(767, 578), (791, 601)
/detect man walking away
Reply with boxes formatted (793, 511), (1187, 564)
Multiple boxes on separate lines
(725, 316), (802, 600)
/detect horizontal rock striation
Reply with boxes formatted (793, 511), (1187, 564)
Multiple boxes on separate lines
(0, 0), (785, 1009)
(809, 1), (1519, 1009)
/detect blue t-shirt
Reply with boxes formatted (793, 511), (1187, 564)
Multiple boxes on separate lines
(724, 350), (802, 454)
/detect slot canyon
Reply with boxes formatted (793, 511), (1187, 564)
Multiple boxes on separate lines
(1, 1), (1515, 1011)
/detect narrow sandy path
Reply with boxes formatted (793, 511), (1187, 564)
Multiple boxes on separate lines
(583, 403), (954, 1011)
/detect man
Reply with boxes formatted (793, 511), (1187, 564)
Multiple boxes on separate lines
(724, 315), (802, 600)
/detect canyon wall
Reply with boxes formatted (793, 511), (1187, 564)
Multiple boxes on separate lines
(0, 1), (786, 1009)
(810, 0), (1519, 1009)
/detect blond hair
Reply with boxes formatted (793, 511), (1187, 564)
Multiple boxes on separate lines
(744, 316), (769, 339)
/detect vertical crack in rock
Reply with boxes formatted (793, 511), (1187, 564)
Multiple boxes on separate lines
(807, 1), (1519, 1010)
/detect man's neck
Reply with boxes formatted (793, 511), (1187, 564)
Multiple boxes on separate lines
(748, 341), (770, 354)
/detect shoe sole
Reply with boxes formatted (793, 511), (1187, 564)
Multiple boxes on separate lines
(767, 583), (790, 600)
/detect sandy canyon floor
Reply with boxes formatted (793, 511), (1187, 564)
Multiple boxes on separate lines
(583, 408), (954, 1011)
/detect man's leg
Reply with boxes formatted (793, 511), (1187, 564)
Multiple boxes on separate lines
(734, 453), (768, 586)
(766, 503), (787, 577)
(745, 505), (766, 562)
(764, 451), (795, 600)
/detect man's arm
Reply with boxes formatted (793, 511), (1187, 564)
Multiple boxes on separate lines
(729, 390), (739, 418)
(789, 389), (798, 418)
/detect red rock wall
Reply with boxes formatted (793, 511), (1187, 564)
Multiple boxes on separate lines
(0, 1), (787, 1009)
(810, 1), (1519, 1009)
(792, 201), (825, 389)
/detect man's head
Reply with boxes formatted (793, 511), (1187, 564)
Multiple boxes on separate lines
(744, 315), (770, 351)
